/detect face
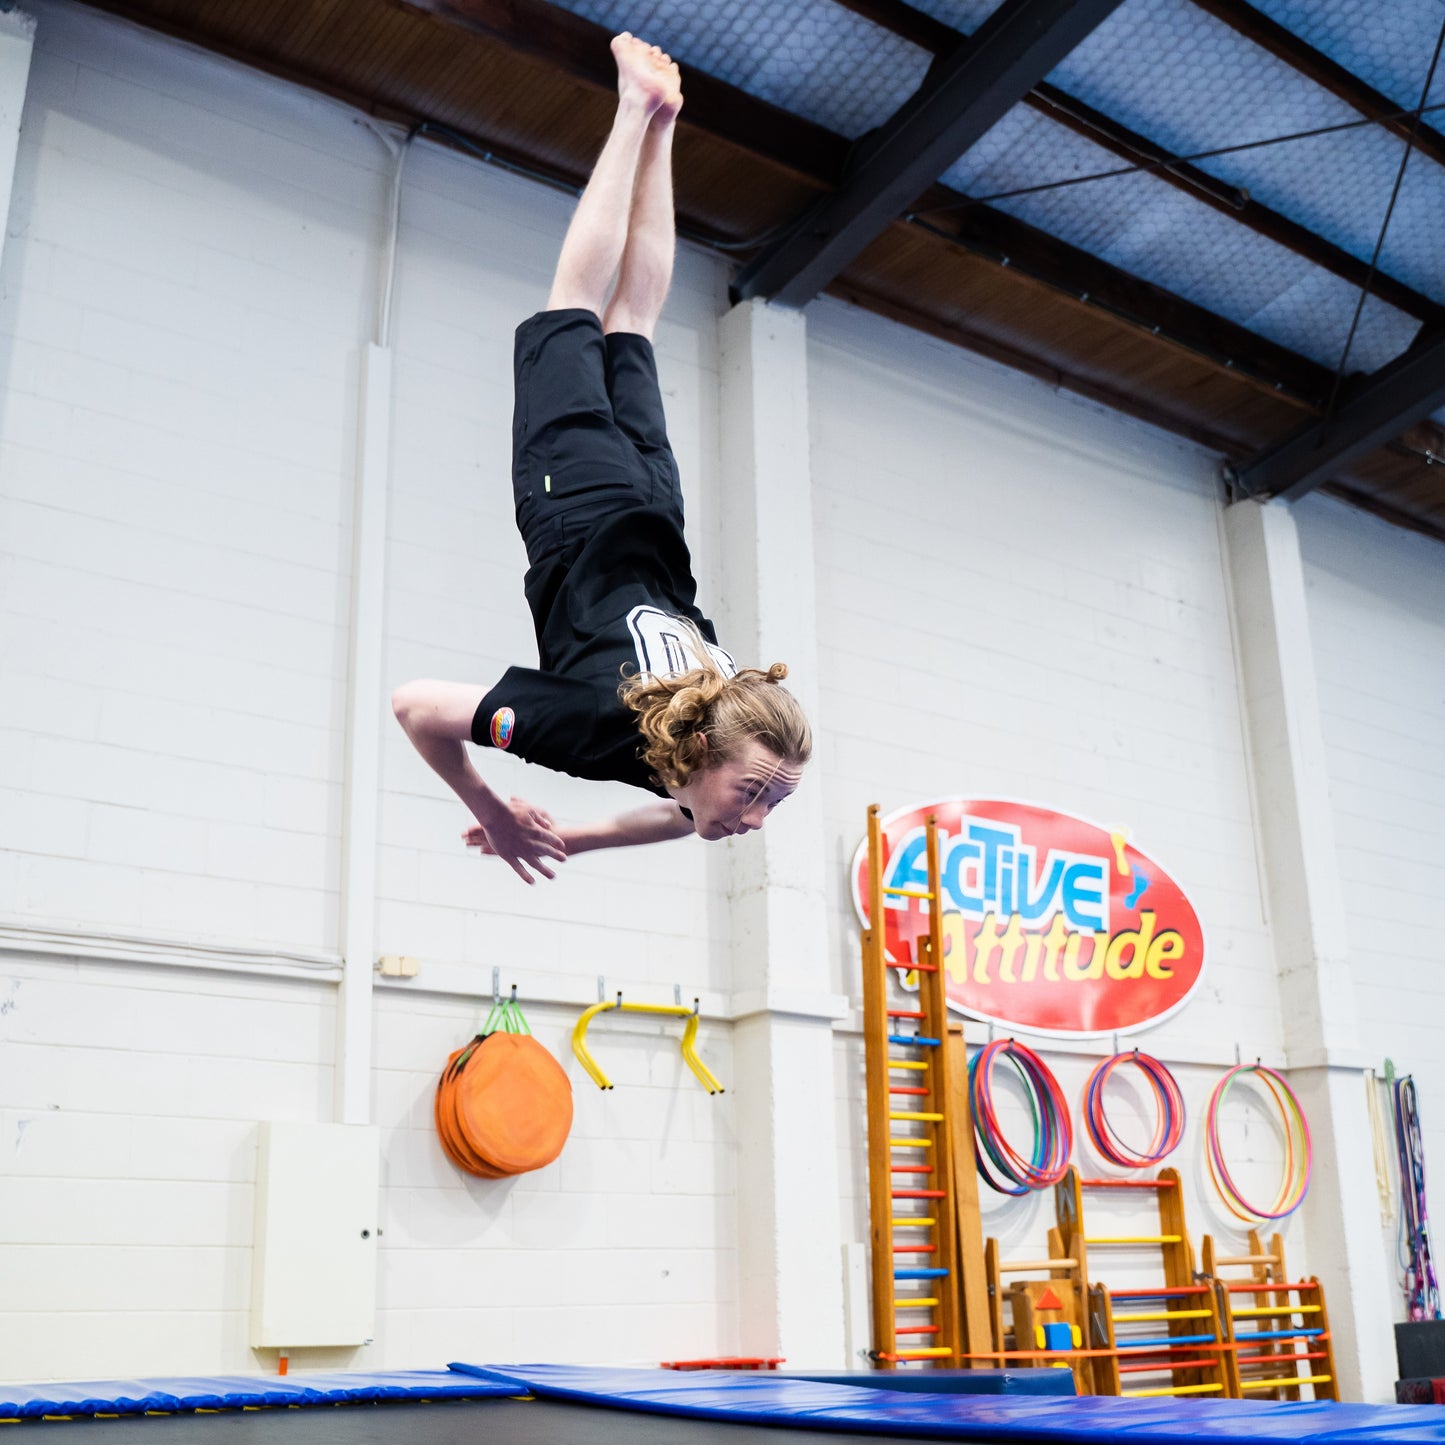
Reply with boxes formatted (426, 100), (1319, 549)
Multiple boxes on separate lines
(673, 738), (804, 841)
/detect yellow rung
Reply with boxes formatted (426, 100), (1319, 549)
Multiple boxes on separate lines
(1112, 1309), (1213, 1323)
(897, 1298), (940, 1309)
(1086, 1234), (1180, 1245)
(889, 1111), (944, 1122)
(892, 1217), (936, 1228)
(1232, 1305), (1321, 1319)
(1123, 1384), (1223, 1399)
(888, 1061), (928, 1072)
(1240, 1375), (1332, 1391)
(889, 1137), (934, 1149)
(882, 887), (934, 899)
(895, 1347), (952, 1358)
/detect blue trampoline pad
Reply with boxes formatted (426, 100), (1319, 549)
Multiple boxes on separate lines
(780, 1369), (1075, 1396)
(449, 1362), (1445, 1442)
(0, 1370), (520, 1421)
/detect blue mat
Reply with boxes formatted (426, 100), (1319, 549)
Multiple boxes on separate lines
(448, 1362), (1445, 1442)
(0, 1369), (520, 1421)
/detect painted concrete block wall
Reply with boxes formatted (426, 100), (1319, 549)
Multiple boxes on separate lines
(1299, 492), (1445, 1310)
(0, 0), (740, 1381)
(807, 300), (1309, 1314)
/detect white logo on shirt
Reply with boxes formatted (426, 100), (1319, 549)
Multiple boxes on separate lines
(627, 605), (737, 680)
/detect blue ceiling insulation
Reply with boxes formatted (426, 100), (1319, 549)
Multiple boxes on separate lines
(550, 0), (1443, 388)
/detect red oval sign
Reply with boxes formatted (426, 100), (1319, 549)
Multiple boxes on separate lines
(851, 799), (1206, 1037)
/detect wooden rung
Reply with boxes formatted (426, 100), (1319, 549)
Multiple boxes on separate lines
(887, 1348), (953, 1359)
(1213, 1254), (1279, 1266)
(892, 1189), (946, 1199)
(1117, 1358), (1219, 1375)
(893, 1244), (936, 1254)
(889, 1110), (944, 1122)
(888, 1061), (928, 1072)
(897, 1298), (940, 1309)
(1108, 1286), (1207, 1299)
(1240, 1375), (1332, 1391)
(889, 1138), (934, 1149)
(1123, 1384), (1223, 1398)
(1112, 1309), (1213, 1323)
(998, 1258), (1078, 1272)
(882, 886), (934, 899)
(1086, 1235), (1181, 1245)
(1079, 1177), (1176, 1188)
(889, 1086), (928, 1096)
(1238, 1350), (1327, 1366)
(896, 1325), (940, 1336)
(1225, 1281), (1317, 1294)
(887, 1034), (940, 1047)
(891, 1217), (937, 1228)
(887, 1009), (925, 1019)
(1232, 1305), (1321, 1319)
(890, 1164), (933, 1174)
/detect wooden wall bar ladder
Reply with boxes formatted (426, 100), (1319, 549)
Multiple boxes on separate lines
(861, 805), (963, 1367)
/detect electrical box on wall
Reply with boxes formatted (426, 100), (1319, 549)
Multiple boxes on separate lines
(249, 1122), (380, 1348)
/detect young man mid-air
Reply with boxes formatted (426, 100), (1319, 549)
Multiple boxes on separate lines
(392, 34), (811, 884)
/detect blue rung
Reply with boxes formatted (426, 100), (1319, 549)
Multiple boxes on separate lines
(895, 1268), (949, 1280)
(1116, 1333), (1220, 1350)
(1236, 1327), (1324, 1343)
(888, 1034), (940, 1047)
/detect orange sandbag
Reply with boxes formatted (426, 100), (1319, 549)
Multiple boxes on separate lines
(434, 1046), (507, 1178)
(452, 1032), (573, 1175)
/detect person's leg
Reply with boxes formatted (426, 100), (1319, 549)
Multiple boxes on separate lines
(546, 34), (676, 315)
(602, 84), (681, 340)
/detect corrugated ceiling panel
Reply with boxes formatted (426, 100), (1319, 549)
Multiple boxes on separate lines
(1248, 0), (1445, 111)
(543, 0), (931, 138)
(1042, 0), (1445, 303)
(941, 103), (1422, 373)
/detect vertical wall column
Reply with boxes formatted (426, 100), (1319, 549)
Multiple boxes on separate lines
(718, 298), (846, 1365)
(335, 343), (393, 1125)
(0, 9), (36, 280)
(1223, 498), (1396, 1400)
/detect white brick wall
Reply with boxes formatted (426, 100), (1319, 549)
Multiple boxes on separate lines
(1299, 492), (1445, 1319)
(808, 299), (1305, 1309)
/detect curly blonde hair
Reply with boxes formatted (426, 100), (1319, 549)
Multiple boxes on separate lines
(620, 659), (812, 791)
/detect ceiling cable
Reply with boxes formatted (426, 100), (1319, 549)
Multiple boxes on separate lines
(1324, 10), (1445, 414)
(915, 100), (1445, 214)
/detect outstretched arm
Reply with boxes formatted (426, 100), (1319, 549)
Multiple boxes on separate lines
(391, 679), (567, 885)
(463, 799), (694, 857)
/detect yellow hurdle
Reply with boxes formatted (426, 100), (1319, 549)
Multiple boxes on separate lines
(890, 1111), (945, 1122)
(891, 1217), (937, 1228)
(1085, 1234), (1181, 1245)
(1124, 1384), (1224, 1399)
(1232, 1304), (1321, 1319)
(882, 886), (935, 899)
(1111, 1309), (1213, 1323)
(1241, 1375), (1333, 1391)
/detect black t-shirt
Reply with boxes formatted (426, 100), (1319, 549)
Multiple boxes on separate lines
(471, 500), (734, 796)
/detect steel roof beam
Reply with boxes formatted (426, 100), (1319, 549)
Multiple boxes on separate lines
(1191, 0), (1445, 171)
(831, 0), (1445, 326)
(1229, 328), (1445, 501)
(731, 0), (1127, 307)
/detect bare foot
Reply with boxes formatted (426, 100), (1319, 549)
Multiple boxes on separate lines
(611, 32), (681, 116)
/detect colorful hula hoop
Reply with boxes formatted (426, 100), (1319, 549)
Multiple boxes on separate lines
(1204, 1063), (1312, 1221)
(1083, 1050), (1187, 1169)
(968, 1039), (1073, 1195)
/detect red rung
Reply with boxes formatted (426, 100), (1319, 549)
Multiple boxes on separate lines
(887, 1009), (925, 1019)
(896, 1325), (940, 1336)
(1237, 1351), (1326, 1366)
(896, 963), (938, 973)
(893, 1244), (936, 1254)
(1116, 1343), (1224, 1358)
(1116, 1358), (1218, 1375)
(1107, 1287), (1208, 1299)
(1225, 1281), (1316, 1293)
(891, 1165), (933, 1174)
(1079, 1177), (1176, 1189)
(893, 1190), (946, 1199)
(889, 1086), (928, 1096)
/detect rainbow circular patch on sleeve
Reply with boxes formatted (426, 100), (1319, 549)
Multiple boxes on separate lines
(490, 706), (515, 749)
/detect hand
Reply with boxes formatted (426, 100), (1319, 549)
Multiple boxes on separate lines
(464, 797), (566, 884)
